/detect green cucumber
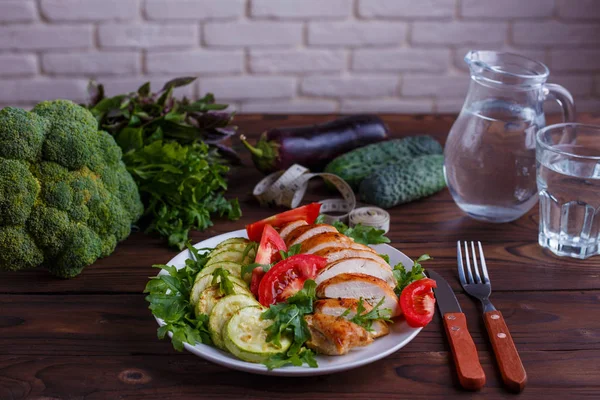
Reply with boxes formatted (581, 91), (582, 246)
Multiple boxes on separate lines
(190, 274), (249, 306)
(209, 294), (259, 350)
(195, 286), (252, 317)
(359, 155), (446, 209)
(205, 250), (254, 267)
(197, 262), (243, 279)
(224, 306), (292, 363)
(324, 136), (443, 190)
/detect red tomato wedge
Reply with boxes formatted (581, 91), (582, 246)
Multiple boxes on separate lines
(258, 254), (327, 306)
(249, 225), (286, 297)
(246, 203), (321, 242)
(400, 278), (437, 328)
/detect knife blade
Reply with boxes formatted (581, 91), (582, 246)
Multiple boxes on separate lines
(427, 270), (486, 391)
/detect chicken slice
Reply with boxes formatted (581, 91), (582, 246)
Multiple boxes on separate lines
(314, 247), (388, 265)
(315, 258), (396, 289)
(278, 220), (308, 242)
(314, 299), (390, 339)
(301, 233), (377, 254)
(304, 313), (373, 356)
(317, 273), (401, 317)
(285, 224), (338, 247)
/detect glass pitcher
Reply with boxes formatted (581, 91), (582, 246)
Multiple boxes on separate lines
(444, 51), (575, 223)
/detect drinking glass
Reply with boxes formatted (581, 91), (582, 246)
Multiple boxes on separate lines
(537, 123), (600, 259)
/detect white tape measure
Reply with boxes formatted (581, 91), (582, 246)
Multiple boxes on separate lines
(253, 164), (390, 233)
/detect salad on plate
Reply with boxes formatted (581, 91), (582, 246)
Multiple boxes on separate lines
(145, 203), (436, 370)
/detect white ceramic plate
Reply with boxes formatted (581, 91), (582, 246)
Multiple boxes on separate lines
(154, 229), (422, 377)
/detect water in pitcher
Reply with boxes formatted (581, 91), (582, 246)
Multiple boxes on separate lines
(444, 100), (542, 222)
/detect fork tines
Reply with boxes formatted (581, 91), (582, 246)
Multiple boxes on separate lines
(457, 241), (490, 285)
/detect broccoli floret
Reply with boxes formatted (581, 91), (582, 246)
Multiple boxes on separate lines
(0, 100), (143, 278)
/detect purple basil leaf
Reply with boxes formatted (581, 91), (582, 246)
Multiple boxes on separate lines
(214, 143), (242, 165)
(160, 77), (197, 93)
(138, 82), (151, 97)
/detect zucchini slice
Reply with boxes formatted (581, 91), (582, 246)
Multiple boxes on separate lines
(214, 237), (248, 251)
(197, 262), (243, 279)
(205, 250), (254, 267)
(224, 306), (292, 363)
(210, 243), (252, 256)
(190, 274), (249, 306)
(209, 294), (259, 350)
(195, 286), (252, 317)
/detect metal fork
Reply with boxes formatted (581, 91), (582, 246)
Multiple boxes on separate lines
(457, 241), (528, 393)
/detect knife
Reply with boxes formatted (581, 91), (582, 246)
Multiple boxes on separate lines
(427, 270), (486, 391)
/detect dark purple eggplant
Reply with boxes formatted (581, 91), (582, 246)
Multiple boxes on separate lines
(240, 115), (388, 174)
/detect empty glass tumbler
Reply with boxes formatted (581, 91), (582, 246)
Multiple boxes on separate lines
(537, 123), (600, 259)
(444, 51), (575, 223)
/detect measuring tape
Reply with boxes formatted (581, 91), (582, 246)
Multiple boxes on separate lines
(253, 164), (390, 233)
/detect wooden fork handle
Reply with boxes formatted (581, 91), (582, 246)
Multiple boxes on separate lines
(484, 311), (527, 392)
(443, 312), (486, 391)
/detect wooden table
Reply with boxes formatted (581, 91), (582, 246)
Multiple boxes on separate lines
(2, 114), (600, 400)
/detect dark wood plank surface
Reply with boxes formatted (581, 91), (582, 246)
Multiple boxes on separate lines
(1, 113), (600, 399)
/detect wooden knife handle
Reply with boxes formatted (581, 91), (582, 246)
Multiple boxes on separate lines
(484, 311), (527, 392)
(443, 312), (486, 391)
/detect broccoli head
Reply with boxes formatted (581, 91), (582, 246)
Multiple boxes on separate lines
(0, 100), (144, 278)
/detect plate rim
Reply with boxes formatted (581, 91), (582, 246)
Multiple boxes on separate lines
(153, 229), (422, 377)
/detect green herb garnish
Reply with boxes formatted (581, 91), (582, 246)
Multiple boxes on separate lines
(144, 243), (213, 350)
(261, 280), (318, 369)
(279, 243), (302, 260)
(211, 267), (235, 296)
(314, 215), (390, 245)
(393, 254), (431, 295)
(342, 297), (392, 332)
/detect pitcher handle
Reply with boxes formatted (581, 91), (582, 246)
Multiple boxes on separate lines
(544, 83), (576, 122)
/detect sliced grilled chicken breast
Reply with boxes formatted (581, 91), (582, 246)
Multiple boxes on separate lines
(314, 299), (390, 338)
(314, 247), (389, 266)
(317, 273), (401, 317)
(304, 313), (373, 355)
(278, 220), (308, 242)
(285, 224), (337, 247)
(302, 233), (377, 254)
(315, 258), (396, 289)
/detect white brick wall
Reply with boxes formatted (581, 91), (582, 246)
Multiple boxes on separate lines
(0, 0), (599, 114)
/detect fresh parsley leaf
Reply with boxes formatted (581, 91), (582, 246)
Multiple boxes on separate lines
(240, 262), (271, 279)
(261, 280), (318, 368)
(279, 243), (302, 260)
(314, 214), (327, 224)
(379, 253), (390, 264)
(144, 244), (215, 350)
(263, 348), (318, 370)
(314, 215), (391, 245)
(346, 298), (393, 332)
(241, 241), (258, 264)
(393, 254), (431, 296)
(211, 267), (235, 296)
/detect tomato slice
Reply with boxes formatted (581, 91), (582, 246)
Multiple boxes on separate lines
(400, 278), (437, 328)
(258, 254), (327, 306)
(246, 203), (321, 242)
(249, 225), (287, 297)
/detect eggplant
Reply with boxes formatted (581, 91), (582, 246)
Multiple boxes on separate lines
(240, 115), (388, 174)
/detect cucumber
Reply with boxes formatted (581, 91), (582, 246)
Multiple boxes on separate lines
(214, 237), (248, 251)
(190, 274), (249, 306)
(209, 294), (259, 350)
(224, 306), (292, 363)
(195, 286), (252, 317)
(197, 262), (243, 279)
(359, 155), (446, 209)
(205, 250), (254, 267)
(324, 136), (443, 190)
